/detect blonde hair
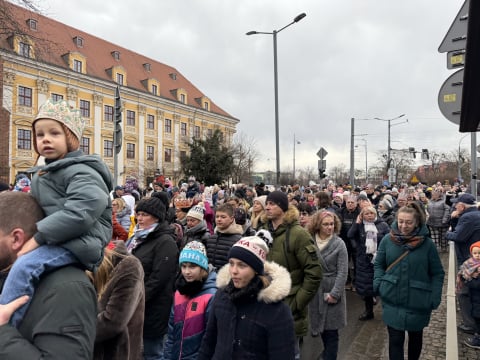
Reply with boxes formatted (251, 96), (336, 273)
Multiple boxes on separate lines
(112, 197), (126, 212)
(87, 248), (128, 300)
(308, 210), (341, 235)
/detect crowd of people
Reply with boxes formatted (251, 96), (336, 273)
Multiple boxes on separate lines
(1, 98), (479, 359)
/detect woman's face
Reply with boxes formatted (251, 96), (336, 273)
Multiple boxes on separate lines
(215, 211), (234, 230)
(186, 217), (201, 229)
(228, 258), (256, 288)
(252, 200), (263, 213)
(135, 211), (157, 229)
(319, 215), (335, 237)
(181, 263), (203, 282)
(299, 211), (311, 227)
(363, 210), (376, 222)
(397, 212), (417, 235)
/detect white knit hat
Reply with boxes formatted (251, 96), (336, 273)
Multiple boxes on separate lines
(187, 205), (204, 221)
(228, 236), (269, 274)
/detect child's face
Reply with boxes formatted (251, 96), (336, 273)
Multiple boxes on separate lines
(472, 246), (480, 261)
(181, 262), (203, 282)
(34, 119), (68, 160)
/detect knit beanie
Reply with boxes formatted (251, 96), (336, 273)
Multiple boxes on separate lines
(179, 241), (209, 271)
(470, 241), (480, 255)
(380, 195), (393, 210)
(266, 191), (289, 212)
(151, 191), (170, 214)
(33, 99), (85, 153)
(135, 197), (166, 221)
(254, 195), (267, 209)
(187, 205), (205, 221)
(228, 236), (269, 274)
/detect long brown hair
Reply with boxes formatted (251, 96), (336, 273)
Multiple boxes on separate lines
(87, 248), (128, 300)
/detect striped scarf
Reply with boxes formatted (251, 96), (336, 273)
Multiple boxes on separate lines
(389, 223), (424, 250)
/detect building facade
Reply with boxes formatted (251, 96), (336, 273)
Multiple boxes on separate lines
(0, 2), (239, 187)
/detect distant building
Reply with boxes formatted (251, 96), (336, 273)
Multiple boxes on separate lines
(0, 2), (238, 186)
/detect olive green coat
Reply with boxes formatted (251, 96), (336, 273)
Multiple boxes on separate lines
(260, 205), (323, 336)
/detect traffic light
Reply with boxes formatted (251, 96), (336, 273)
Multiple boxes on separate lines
(409, 147), (416, 159)
(319, 169), (327, 179)
(114, 86), (122, 154)
(421, 149), (430, 160)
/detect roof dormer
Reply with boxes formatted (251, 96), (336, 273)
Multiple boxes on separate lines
(73, 36), (84, 48)
(195, 96), (211, 111)
(26, 18), (37, 31)
(111, 51), (120, 61)
(106, 65), (127, 86)
(62, 52), (87, 74)
(141, 78), (160, 96)
(9, 34), (35, 59)
(171, 88), (187, 104)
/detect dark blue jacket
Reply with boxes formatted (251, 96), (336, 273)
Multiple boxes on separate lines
(446, 207), (480, 264)
(198, 262), (295, 360)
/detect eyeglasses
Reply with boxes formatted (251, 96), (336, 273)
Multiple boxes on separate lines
(300, 212), (310, 216)
(112, 203), (118, 207)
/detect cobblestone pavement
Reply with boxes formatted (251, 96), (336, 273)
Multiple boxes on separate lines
(341, 251), (480, 359)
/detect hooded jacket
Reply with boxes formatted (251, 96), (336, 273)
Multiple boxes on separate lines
(373, 224), (444, 331)
(29, 151), (113, 271)
(130, 221), (179, 338)
(164, 271), (217, 360)
(94, 243), (145, 360)
(197, 261), (295, 360)
(259, 205), (323, 337)
(183, 221), (211, 248)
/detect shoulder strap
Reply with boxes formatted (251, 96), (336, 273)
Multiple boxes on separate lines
(283, 226), (292, 270)
(386, 250), (409, 272)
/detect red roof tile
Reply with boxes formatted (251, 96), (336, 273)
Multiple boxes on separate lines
(1, 2), (236, 120)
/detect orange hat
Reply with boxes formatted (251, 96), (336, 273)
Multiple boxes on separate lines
(470, 241), (480, 254)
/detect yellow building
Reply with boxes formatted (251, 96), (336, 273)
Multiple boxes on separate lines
(0, 2), (238, 187)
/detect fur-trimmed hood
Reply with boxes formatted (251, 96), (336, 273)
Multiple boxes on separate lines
(260, 204), (299, 226)
(216, 261), (291, 304)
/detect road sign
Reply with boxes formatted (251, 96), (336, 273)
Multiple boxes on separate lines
(387, 168), (397, 176)
(447, 50), (465, 69)
(438, 69), (463, 125)
(438, 0), (469, 53)
(317, 147), (328, 159)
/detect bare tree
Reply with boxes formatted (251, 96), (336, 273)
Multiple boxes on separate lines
(230, 132), (259, 184)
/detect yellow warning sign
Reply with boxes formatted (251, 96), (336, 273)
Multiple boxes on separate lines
(411, 175), (420, 184)
(443, 94), (456, 103)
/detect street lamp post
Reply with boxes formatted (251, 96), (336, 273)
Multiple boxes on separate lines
(373, 114), (407, 170)
(247, 12), (306, 185)
(293, 133), (300, 183)
(359, 138), (368, 184)
(458, 134), (469, 183)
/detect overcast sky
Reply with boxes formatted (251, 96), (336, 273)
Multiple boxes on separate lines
(39, 0), (467, 177)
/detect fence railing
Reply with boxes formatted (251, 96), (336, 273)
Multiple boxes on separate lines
(446, 240), (458, 360)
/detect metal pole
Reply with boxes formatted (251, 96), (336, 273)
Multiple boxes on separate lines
(273, 30), (280, 185)
(387, 120), (391, 170)
(365, 140), (368, 184)
(293, 133), (296, 183)
(350, 118), (355, 186)
(471, 132), (478, 198)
